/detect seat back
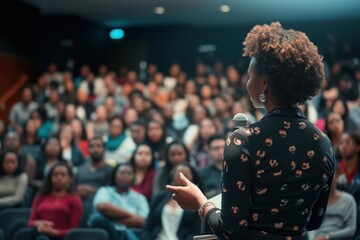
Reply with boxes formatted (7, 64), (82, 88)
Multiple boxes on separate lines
(64, 228), (109, 240)
(0, 208), (31, 240)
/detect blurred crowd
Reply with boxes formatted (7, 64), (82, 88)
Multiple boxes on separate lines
(0, 55), (359, 239)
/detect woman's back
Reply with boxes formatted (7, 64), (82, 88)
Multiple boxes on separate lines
(244, 107), (335, 236)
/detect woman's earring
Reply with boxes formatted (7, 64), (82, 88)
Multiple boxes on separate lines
(259, 91), (266, 103)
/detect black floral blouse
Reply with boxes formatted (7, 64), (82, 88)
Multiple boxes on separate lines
(205, 106), (336, 240)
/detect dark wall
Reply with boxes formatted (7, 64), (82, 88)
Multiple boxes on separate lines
(112, 18), (360, 76)
(0, 1), (39, 62)
(13, 11), (358, 78)
(0, 1), (39, 121)
(38, 15), (109, 75)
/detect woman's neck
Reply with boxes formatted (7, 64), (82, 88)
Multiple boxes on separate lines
(52, 189), (66, 197)
(116, 187), (129, 194)
(96, 118), (106, 124)
(61, 140), (71, 149)
(345, 156), (358, 173)
(136, 167), (148, 174)
(26, 135), (36, 144)
(328, 189), (341, 206)
(264, 101), (294, 113)
(46, 157), (58, 163)
(135, 168), (148, 185)
(74, 136), (81, 143)
(332, 134), (342, 148)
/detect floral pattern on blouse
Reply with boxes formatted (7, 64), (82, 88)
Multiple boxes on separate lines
(205, 106), (336, 240)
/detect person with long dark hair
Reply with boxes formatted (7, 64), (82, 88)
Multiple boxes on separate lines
(27, 162), (82, 240)
(167, 22), (335, 240)
(0, 150), (28, 210)
(142, 163), (202, 240)
(337, 130), (360, 205)
(129, 144), (156, 202)
(152, 141), (190, 197)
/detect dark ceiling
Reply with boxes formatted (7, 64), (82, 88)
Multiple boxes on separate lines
(23, 0), (360, 28)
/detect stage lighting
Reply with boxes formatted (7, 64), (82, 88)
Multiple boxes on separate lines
(110, 29), (125, 39)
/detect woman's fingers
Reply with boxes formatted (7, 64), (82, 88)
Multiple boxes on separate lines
(179, 172), (192, 186)
(166, 184), (179, 193)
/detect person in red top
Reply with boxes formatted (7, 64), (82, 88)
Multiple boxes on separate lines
(27, 162), (83, 240)
(338, 131), (360, 185)
(130, 144), (156, 202)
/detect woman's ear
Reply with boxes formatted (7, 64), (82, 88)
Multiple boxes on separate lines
(261, 75), (268, 92)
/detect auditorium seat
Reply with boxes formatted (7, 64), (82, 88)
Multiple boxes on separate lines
(64, 228), (109, 240)
(0, 208), (30, 240)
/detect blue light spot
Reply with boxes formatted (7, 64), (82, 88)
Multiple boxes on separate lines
(110, 29), (125, 39)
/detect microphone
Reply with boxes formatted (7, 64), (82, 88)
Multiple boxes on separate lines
(233, 113), (249, 129)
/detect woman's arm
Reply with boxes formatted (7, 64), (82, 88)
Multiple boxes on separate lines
(205, 131), (252, 239)
(55, 195), (83, 237)
(167, 130), (252, 240)
(25, 154), (37, 188)
(152, 168), (165, 197)
(97, 202), (134, 219)
(307, 155), (335, 231)
(28, 196), (41, 227)
(325, 194), (357, 239)
(0, 173), (28, 206)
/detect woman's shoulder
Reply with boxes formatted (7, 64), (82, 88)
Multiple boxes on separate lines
(99, 185), (114, 191)
(16, 172), (28, 181)
(340, 191), (356, 204)
(67, 193), (82, 203)
(146, 168), (156, 178)
(129, 189), (148, 201)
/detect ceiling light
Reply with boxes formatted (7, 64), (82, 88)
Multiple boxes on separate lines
(219, 5), (230, 13)
(154, 6), (165, 15)
(109, 29), (125, 39)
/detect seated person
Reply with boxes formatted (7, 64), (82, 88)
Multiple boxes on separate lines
(26, 162), (83, 240)
(142, 163), (202, 240)
(88, 162), (149, 240)
(200, 134), (225, 198)
(74, 137), (113, 224)
(129, 144), (156, 202)
(337, 131), (360, 202)
(308, 169), (357, 240)
(0, 150), (28, 209)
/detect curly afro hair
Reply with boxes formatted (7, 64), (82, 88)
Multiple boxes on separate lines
(243, 22), (325, 105)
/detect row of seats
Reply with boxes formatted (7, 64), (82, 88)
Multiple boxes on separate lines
(0, 208), (110, 240)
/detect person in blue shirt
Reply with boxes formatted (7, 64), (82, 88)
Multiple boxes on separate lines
(88, 162), (149, 240)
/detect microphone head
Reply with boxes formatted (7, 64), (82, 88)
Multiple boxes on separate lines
(233, 113), (249, 129)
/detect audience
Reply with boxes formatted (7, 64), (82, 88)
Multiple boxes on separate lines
(26, 162), (82, 240)
(308, 169), (357, 240)
(58, 124), (84, 168)
(88, 162), (149, 240)
(0, 49), (359, 239)
(200, 134), (225, 198)
(0, 150), (28, 209)
(8, 86), (38, 133)
(337, 130), (360, 205)
(152, 141), (190, 197)
(142, 163), (202, 240)
(129, 144), (156, 202)
(74, 137), (113, 225)
(104, 116), (136, 166)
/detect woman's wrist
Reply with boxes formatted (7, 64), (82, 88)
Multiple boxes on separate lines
(197, 196), (208, 209)
(198, 201), (216, 220)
